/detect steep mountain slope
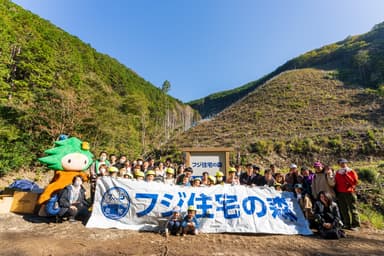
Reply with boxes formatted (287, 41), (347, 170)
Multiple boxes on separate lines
(174, 68), (384, 165)
(189, 22), (384, 118)
(0, 0), (199, 174)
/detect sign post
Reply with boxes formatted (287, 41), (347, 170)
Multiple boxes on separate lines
(182, 147), (234, 177)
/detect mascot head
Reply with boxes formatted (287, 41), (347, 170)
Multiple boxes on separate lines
(39, 137), (94, 171)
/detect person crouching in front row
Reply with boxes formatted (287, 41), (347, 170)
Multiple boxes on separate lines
(165, 206), (183, 236)
(182, 206), (199, 236)
(58, 175), (89, 222)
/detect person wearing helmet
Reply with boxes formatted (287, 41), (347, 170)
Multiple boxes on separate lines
(123, 173), (133, 179)
(192, 177), (201, 187)
(226, 168), (240, 185)
(145, 170), (156, 182)
(207, 175), (216, 186)
(165, 206), (182, 236)
(215, 171), (225, 185)
(182, 206), (199, 236)
(135, 171), (145, 181)
(108, 166), (119, 178)
(164, 168), (175, 185)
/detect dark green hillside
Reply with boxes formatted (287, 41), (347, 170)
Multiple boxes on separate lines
(0, 0), (199, 174)
(189, 22), (384, 118)
(175, 69), (384, 165)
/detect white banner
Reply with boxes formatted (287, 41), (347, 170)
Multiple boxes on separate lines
(86, 177), (312, 235)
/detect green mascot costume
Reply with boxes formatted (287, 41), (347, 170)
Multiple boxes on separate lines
(37, 136), (94, 205)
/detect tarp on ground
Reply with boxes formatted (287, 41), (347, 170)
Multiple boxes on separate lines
(86, 177), (312, 235)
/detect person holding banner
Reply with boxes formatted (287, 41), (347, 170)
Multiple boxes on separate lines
(164, 168), (176, 185)
(215, 171), (225, 185)
(182, 206), (200, 236)
(226, 168), (240, 185)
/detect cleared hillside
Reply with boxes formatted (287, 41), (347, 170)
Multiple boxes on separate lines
(174, 69), (384, 165)
(189, 22), (384, 118)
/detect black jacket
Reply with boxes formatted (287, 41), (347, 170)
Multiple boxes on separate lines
(59, 185), (88, 208)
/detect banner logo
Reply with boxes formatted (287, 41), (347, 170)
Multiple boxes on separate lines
(101, 186), (130, 220)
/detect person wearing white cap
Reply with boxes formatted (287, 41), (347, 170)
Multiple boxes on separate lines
(284, 163), (303, 192)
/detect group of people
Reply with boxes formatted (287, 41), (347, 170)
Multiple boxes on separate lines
(65, 151), (360, 239)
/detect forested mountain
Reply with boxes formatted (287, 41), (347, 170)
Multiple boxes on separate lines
(175, 68), (384, 166)
(189, 22), (384, 118)
(0, 0), (199, 174)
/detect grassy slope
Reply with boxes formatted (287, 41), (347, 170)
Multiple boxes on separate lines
(189, 22), (384, 118)
(174, 68), (384, 165)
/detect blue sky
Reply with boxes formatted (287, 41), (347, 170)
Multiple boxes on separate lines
(11, 0), (384, 102)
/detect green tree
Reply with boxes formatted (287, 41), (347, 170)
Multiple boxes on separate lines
(161, 80), (171, 94)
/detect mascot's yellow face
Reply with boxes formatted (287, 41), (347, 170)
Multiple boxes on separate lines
(61, 152), (91, 171)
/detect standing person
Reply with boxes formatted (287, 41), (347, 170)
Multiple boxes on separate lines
(90, 151), (110, 177)
(234, 164), (242, 177)
(226, 168), (240, 185)
(89, 152), (110, 203)
(269, 164), (277, 176)
(164, 168), (176, 185)
(239, 163), (257, 186)
(285, 164), (303, 192)
(147, 157), (156, 170)
(114, 155), (127, 170)
(256, 169), (275, 187)
(201, 171), (209, 186)
(58, 175), (89, 222)
(109, 154), (117, 167)
(335, 158), (360, 231)
(215, 171), (225, 185)
(301, 165), (315, 197)
(311, 161), (336, 200)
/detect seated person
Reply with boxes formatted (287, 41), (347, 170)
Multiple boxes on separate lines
(314, 191), (345, 239)
(58, 175), (89, 222)
(182, 206), (199, 236)
(166, 206), (183, 236)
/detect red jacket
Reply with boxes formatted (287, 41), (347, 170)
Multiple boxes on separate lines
(335, 169), (358, 193)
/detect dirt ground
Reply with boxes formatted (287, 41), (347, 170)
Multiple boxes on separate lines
(0, 213), (383, 256)
(1, 171), (384, 256)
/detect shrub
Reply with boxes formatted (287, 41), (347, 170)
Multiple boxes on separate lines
(249, 140), (273, 156)
(357, 168), (378, 184)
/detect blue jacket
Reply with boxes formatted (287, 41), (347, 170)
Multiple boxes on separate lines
(182, 215), (199, 229)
